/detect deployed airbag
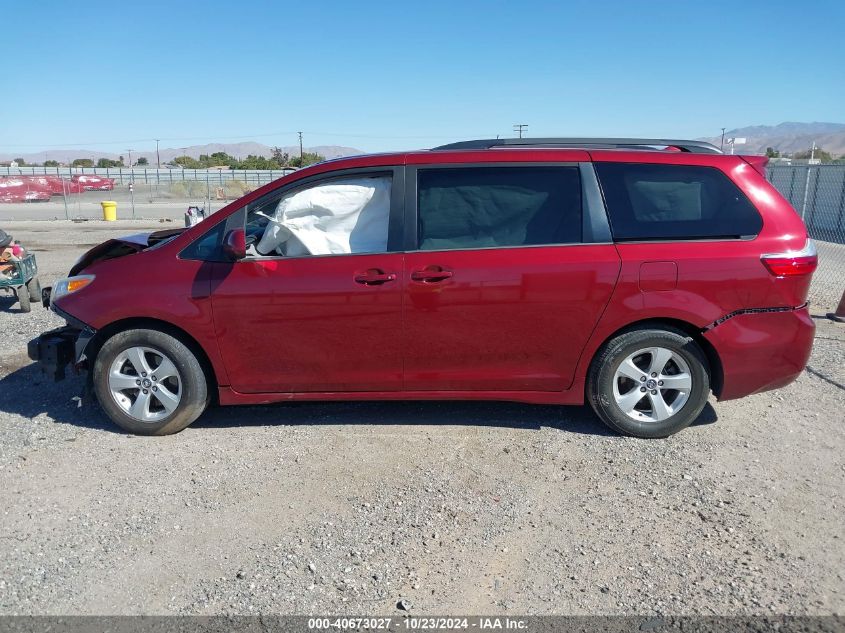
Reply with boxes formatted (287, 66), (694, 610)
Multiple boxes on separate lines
(256, 176), (391, 256)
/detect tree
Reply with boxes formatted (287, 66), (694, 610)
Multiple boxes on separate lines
(794, 147), (833, 162)
(271, 146), (289, 165)
(97, 158), (122, 168)
(238, 154), (283, 170)
(286, 152), (325, 168)
(136, 157), (149, 166)
(44, 160), (60, 167)
(71, 158), (94, 168)
(12, 158), (26, 166)
(208, 152), (238, 168)
(765, 147), (780, 158)
(173, 155), (202, 168)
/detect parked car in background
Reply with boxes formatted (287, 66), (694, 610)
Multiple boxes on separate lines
(29, 137), (817, 438)
(0, 177), (51, 203)
(71, 174), (115, 191)
(43, 176), (85, 195)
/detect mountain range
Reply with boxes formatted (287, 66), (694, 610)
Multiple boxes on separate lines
(4, 122), (845, 164)
(0, 143), (364, 165)
(699, 122), (845, 156)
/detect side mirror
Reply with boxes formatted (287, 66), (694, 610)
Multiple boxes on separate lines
(223, 228), (247, 260)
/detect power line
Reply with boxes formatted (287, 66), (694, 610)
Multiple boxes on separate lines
(1, 130), (504, 149)
(513, 124), (528, 139)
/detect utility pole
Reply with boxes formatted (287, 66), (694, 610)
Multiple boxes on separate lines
(126, 149), (135, 219)
(810, 140), (817, 162)
(298, 131), (304, 163)
(720, 128), (726, 152)
(513, 124), (528, 139)
(154, 138), (161, 189)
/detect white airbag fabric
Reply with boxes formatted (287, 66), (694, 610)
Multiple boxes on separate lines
(257, 176), (391, 256)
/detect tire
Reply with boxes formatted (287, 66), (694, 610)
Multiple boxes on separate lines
(587, 326), (710, 439)
(16, 285), (31, 312)
(92, 328), (208, 435)
(27, 276), (42, 303)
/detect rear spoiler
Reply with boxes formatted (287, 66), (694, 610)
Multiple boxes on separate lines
(741, 155), (769, 177)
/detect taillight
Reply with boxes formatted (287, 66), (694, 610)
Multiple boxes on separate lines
(761, 239), (818, 277)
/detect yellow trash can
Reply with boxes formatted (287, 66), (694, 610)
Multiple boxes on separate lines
(101, 200), (117, 221)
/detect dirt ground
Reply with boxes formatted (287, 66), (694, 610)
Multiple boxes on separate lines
(0, 221), (843, 616)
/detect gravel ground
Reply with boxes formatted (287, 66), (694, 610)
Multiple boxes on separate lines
(0, 221), (843, 616)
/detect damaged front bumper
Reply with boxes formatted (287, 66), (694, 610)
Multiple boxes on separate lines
(27, 305), (96, 381)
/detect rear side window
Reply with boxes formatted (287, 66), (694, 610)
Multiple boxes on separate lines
(595, 163), (762, 240)
(417, 167), (582, 250)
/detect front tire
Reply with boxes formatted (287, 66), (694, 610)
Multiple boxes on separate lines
(27, 276), (42, 303)
(93, 328), (208, 435)
(587, 326), (710, 438)
(16, 285), (31, 312)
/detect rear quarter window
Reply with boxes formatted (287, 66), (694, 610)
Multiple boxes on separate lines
(595, 163), (762, 240)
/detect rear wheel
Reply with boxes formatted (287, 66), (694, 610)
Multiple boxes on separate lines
(26, 276), (42, 303)
(93, 328), (208, 435)
(587, 327), (710, 438)
(15, 285), (31, 312)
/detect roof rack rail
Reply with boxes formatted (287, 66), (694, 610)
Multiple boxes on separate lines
(432, 138), (722, 154)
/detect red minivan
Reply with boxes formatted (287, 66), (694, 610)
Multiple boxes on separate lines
(28, 138), (817, 438)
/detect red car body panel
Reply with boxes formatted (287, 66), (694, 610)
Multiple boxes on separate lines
(0, 177), (52, 202)
(71, 174), (115, 190)
(53, 146), (816, 410)
(703, 307), (814, 400)
(44, 176), (85, 195)
(402, 245), (620, 392)
(57, 250), (231, 387)
(209, 253), (404, 393)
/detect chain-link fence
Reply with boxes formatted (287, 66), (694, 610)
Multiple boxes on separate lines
(767, 165), (845, 312)
(0, 166), (297, 223)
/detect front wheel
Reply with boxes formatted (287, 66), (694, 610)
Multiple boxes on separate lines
(27, 276), (42, 303)
(93, 329), (208, 435)
(587, 327), (710, 438)
(16, 285), (31, 312)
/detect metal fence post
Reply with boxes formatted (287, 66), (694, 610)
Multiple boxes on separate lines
(62, 178), (69, 220)
(788, 168), (797, 204)
(837, 174), (845, 234)
(801, 167), (812, 219)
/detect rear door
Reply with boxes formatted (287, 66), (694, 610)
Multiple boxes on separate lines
(402, 157), (621, 392)
(205, 167), (406, 393)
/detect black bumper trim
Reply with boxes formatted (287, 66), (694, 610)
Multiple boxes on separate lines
(702, 304), (805, 332)
(28, 326), (80, 382)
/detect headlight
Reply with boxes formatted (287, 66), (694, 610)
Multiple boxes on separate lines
(52, 275), (95, 302)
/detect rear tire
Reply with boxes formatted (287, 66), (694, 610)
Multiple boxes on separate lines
(16, 285), (31, 312)
(93, 328), (208, 435)
(587, 326), (710, 438)
(26, 276), (42, 303)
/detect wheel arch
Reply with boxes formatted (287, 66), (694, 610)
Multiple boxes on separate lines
(85, 317), (220, 401)
(585, 317), (724, 398)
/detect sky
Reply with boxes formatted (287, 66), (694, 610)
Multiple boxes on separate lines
(2, 0), (844, 155)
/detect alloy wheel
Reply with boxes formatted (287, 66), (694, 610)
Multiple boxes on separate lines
(611, 346), (692, 423)
(108, 346), (182, 422)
